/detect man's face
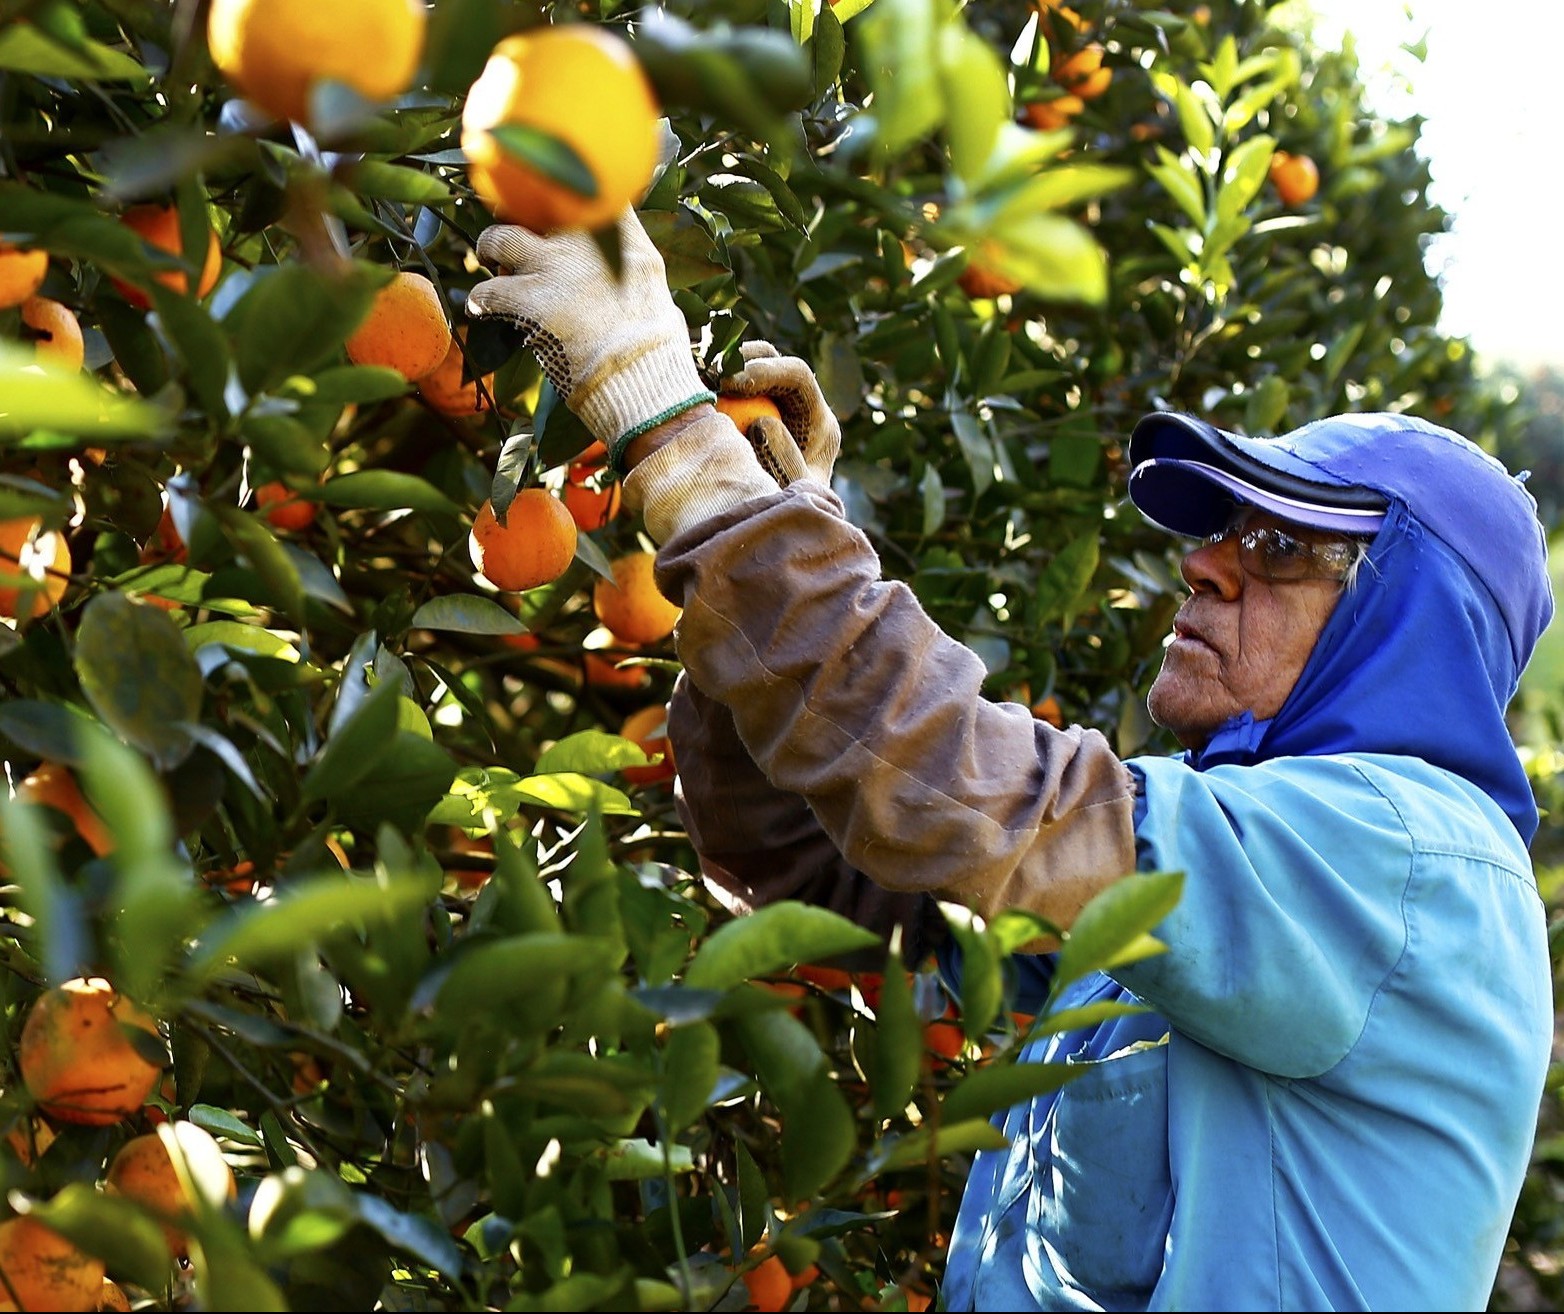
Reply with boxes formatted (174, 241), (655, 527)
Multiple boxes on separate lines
(1147, 507), (1352, 749)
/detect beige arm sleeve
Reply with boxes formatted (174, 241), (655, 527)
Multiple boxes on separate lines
(653, 482), (1140, 930)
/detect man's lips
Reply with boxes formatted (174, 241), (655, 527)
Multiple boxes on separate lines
(1170, 617), (1218, 653)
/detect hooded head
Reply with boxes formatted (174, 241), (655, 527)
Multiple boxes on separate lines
(1127, 410), (1554, 842)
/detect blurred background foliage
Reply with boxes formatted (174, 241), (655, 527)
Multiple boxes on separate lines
(0, 0), (1559, 1309)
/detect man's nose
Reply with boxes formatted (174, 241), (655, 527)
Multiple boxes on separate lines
(1180, 536), (1243, 598)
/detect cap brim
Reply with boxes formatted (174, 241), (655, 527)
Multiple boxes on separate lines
(1127, 413), (1389, 538)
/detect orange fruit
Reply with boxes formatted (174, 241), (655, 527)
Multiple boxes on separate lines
(14, 763), (113, 857)
(561, 476), (622, 532)
(619, 704), (675, 786)
(469, 490), (579, 592)
(417, 330), (494, 416)
(0, 518), (70, 620)
(923, 1002), (966, 1060)
(345, 271), (452, 382)
(583, 651), (652, 691)
(1031, 695), (1064, 728)
(1033, 0), (1087, 38)
(788, 1263), (820, 1291)
(740, 1252), (792, 1312)
(958, 260), (1022, 300)
(18, 978), (164, 1127)
(111, 205), (221, 309)
(18, 298), (83, 370)
(0, 243), (48, 311)
(96, 1278), (131, 1312)
(1268, 151), (1320, 208)
(104, 1121), (236, 1260)
(253, 480), (317, 532)
(206, 0), (427, 127)
(1052, 43), (1112, 99)
(1022, 96), (1084, 131)
(0, 1215), (105, 1312)
(714, 393), (782, 437)
(140, 506), (187, 566)
(593, 551), (680, 646)
(461, 26), (661, 232)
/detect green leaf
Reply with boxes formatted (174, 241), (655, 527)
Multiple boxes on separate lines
(187, 872), (435, 982)
(938, 27), (1009, 184)
(0, 345), (169, 439)
(431, 933), (622, 1022)
(535, 729), (650, 776)
(223, 260), (391, 394)
(685, 904), (880, 990)
(0, 793), (87, 986)
(510, 772), (636, 816)
(183, 621), (301, 662)
(1148, 146), (1208, 227)
(74, 593), (202, 771)
(409, 595), (526, 636)
(0, 22), (151, 81)
(939, 904), (1004, 1041)
(489, 124), (598, 200)
(1215, 134), (1276, 223)
(870, 957), (921, 1122)
(1052, 871), (1184, 997)
(1033, 532), (1099, 630)
(346, 160), (457, 205)
(868, 1118), (1011, 1173)
(856, 0), (943, 156)
(26, 1183), (172, 1294)
(660, 1020), (721, 1134)
(940, 1060), (1084, 1125)
(285, 365), (411, 405)
(318, 470), (462, 517)
(302, 677), (401, 803)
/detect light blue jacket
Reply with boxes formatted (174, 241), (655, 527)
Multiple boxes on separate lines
(942, 505), (1553, 1310)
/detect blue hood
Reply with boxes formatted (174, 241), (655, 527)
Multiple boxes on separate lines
(1192, 500), (1541, 843)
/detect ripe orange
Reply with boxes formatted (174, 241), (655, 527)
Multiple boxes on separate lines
(140, 506), (187, 566)
(461, 26), (661, 232)
(1268, 151), (1320, 208)
(0, 1215), (105, 1312)
(740, 1251), (792, 1313)
(1052, 43), (1112, 99)
(924, 1002), (966, 1060)
(1022, 96), (1085, 131)
(714, 393), (782, 437)
(18, 298), (83, 370)
(0, 243), (48, 311)
(592, 551), (680, 646)
(253, 480), (317, 532)
(104, 1121), (237, 1260)
(14, 763), (113, 857)
(96, 1278), (131, 1312)
(0, 517), (70, 620)
(469, 490), (579, 593)
(345, 271), (452, 382)
(206, 0), (427, 127)
(1031, 695), (1064, 728)
(583, 651), (651, 691)
(619, 704), (675, 786)
(561, 478), (622, 532)
(958, 260), (1022, 300)
(18, 978), (164, 1127)
(417, 330), (494, 417)
(111, 205), (221, 309)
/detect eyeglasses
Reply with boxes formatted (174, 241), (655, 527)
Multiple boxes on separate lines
(1202, 517), (1366, 583)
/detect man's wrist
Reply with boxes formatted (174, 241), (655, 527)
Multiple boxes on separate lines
(617, 401), (719, 475)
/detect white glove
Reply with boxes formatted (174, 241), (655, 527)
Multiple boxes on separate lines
(465, 210), (714, 469)
(722, 341), (842, 488)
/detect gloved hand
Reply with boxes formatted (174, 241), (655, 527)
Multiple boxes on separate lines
(720, 341), (842, 489)
(465, 209), (715, 471)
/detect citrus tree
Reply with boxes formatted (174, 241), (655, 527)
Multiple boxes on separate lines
(0, 1), (1553, 1310)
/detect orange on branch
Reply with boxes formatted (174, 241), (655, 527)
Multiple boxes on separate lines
(1268, 151), (1320, 208)
(417, 330), (494, 417)
(345, 271), (452, 382)
(0, 518), (70, 620)
(104, 1122), (237, 1260)
(19, 298), (83, 371)
(739, 1250), (792, 1313)
(593, 551), (680, 646)
(1022, 95), (1085, 130)
(619, 704), (675, 786)
(561, 474), (622, 532)
(14, 763), (113, 857)
(470, 490), (579, 593)
(958, 258), (1022, 301)
(461, 26), (661, 233)
(0, 243), (48, 311)
(254, 481), (317, 532)
(0, 1215), (105, 1313)
(112, 205), (221, 309)
(1052, 43), (1112, 99)
(18, 978), (164, 1127)
(206, 0), (427, 127)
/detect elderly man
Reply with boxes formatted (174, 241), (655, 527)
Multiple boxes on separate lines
(467, 211), (1554, 1312)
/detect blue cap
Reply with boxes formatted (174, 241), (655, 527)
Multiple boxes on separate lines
(1127, 410), (1554, 670)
